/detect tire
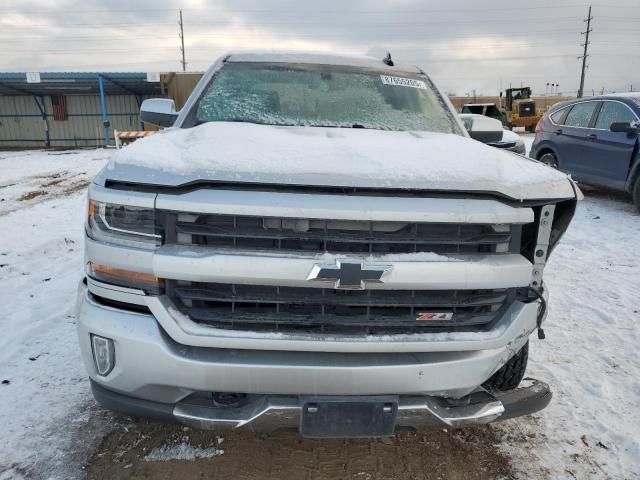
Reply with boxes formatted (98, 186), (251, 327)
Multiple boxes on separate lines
(633, 177), (640, 213)
(483, 342), (529, 392)
(539, 152), (558, 169)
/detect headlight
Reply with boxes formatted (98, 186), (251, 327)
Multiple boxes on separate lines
(86, 200), (161, 249)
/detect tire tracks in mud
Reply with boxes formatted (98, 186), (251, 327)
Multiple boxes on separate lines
(0, 171), (90, 216)
(85, 420), (515, 480)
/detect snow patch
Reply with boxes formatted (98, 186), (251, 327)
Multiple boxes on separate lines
(144, 443), (224, 462)
(0, 151), (111, 479)
(370, 251), (460, 262)
(498, 189), (640, 479)
(520, 133), (536, 156)
(0, 149), (112, 216)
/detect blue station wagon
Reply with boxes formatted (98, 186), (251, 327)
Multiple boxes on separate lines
(530, 93), (640, 211)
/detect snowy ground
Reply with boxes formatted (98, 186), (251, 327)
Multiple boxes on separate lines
(0, 149), (113, 480)
(0, 149), (112, 217)
(0, 141), (639, 479)
(496, 184), (640, 478)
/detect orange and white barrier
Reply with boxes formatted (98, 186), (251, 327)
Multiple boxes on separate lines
(114, 129), (156, 148)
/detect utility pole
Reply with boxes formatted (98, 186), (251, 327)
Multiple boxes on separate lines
(179, 9), (187, 72)
(577, 5), (593, 98)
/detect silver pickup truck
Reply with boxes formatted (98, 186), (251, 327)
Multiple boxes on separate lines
(77, 52), (579, 438)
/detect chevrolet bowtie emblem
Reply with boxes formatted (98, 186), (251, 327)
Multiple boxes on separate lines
(306, 259), (392, 290)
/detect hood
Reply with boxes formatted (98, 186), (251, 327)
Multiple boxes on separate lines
(98, 122), (576, 201)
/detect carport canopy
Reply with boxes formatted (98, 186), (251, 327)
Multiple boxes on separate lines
(0, 72), (164, 147)
(0, 72), (162, 96)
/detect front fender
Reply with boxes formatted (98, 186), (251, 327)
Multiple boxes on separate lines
(624, 150), (640, 193)
(530, 140), (559, 162)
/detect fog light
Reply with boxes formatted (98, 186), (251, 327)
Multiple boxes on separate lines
(91, 334), (115, 376)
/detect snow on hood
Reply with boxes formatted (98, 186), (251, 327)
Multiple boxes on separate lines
(100, 122), (576, 201)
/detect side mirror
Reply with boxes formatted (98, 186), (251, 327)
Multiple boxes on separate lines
(460, 113), (504, 143)
(140, 98), (178, 128)
(610, 122), (640, 134)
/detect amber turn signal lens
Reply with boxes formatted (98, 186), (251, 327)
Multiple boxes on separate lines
(88, 262), (164, 294)
(87, 199), (96, 220)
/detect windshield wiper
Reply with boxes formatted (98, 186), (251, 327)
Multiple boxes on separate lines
(193, 120), (377, 130)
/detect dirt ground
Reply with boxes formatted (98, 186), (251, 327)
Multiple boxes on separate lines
(86, 420), (514, 480)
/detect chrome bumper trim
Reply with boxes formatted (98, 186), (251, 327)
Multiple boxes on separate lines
(172, 392), (505, 431)
(91, 378), (551, 436)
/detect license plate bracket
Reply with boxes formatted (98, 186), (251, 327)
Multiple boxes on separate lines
(300, 396), (398, 438)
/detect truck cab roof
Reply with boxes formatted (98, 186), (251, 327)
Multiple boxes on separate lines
(226, 51), (423, 74)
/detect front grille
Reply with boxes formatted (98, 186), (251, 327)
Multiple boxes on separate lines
(518, 101), (536, 117)
(167, 281), (515, 335)
(161, 212), (518, 255)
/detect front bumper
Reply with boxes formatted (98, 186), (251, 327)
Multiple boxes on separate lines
(77, 282), (544, 403)
(91, 378), (552, 434)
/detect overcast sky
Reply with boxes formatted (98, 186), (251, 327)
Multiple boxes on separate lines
(2, 0), (639, 96)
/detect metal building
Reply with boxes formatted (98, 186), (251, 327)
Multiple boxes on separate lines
(0, 72), (164, 149)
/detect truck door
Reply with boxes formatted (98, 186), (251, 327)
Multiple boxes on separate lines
(555, 101), (600, 180)
(583, 100), (639, 189)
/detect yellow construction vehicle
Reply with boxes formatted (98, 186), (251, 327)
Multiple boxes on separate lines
(500, 87), (543, 132)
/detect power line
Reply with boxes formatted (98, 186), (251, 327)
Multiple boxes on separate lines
(578, 5), (594, 98)
(184, 17), (587, 26)
(0, 18), (591, 27)
(2, 3), (640, 14)
(1, 28), (635, 41)
(0, 43), (586, 52)
(0, 50), (586, 60)
(3, 40), (640, 52)
(1, 26), (637, 37)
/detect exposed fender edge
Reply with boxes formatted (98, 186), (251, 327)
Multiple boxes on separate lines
(492, 378), (553, 421)
(90, 379), (176, 424)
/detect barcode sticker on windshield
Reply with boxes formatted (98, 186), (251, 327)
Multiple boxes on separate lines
(380, 75), (427, 89)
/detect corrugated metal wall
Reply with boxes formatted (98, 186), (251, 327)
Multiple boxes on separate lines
(0, 94), (151, 148)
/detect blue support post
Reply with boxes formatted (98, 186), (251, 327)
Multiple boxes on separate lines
(32, 95), (50, 147)
(98, 74), (110, 146)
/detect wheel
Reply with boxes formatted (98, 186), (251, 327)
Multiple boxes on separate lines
(539, 152), (558, 168)
(633, 177), (640, 213)
(526, 125), (536, 133)
(483, 342), (529, 392)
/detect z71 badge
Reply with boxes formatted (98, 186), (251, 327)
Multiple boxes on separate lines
(416, 312), (454, 321)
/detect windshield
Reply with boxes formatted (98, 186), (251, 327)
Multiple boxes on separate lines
(624, 95), (640, 110)
(193, 63), (459, 133)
